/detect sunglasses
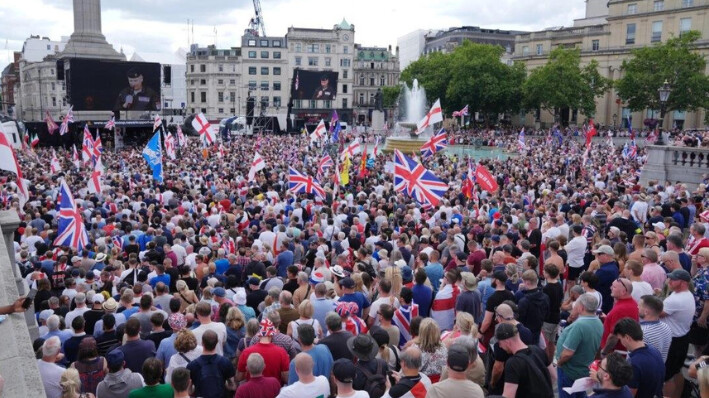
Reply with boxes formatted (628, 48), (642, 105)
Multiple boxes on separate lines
(615, 278), (630, 291)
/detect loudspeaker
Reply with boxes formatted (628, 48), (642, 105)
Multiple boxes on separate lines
(246, 97), (255, 126)
(56, 60), (64, 80)
(163, 65), (171, 84)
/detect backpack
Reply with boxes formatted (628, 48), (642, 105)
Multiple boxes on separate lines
(356, 360), (386, 398)
(74, 358), (106, 395)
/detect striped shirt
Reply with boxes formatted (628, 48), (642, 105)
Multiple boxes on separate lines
(640, 320), (672, 363)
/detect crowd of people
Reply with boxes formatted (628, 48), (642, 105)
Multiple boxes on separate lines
(0, 125), (708, 398)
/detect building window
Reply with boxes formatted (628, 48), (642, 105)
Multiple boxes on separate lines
(536, 44), (543, 55)
(295, 43), (302, 52)
(273, 82), (281, 91)
(341, 58), (351, 67)
(359, 75), (364, 85)
(190, 65), (194, 72)
(307, 44), (320, 53)
(218, 108), (224, 114)
(52, 97), (56, 106)
(626, 23), (636, 45)
(230, 108), (236, 114)
(325, 57), (331, 67)
(370, 77), (375, 86)
(274, 51), (281, 59)
(308, 57), (318, 66)
(682, 0), (694, 7)
(230, 92), (235, 101)
(627, 3), (637, 14)
(248, 39), (256, 46)
(230, 79), (236, 85)
(201, 108), (206, 113)
(273, 67), (281, 75)
(218, 64), (223, 72)
(359, 93), (364, 105)
(217, 79), (223, 85)
(191, 92), (195, 102)
(260, 40), (268, 46)
(249, 81), (257, 90)
(218, 92), (224, 102)
(272, 40), (281, 47)
(261, 67), (269, 75)
(343, 70), (348, 79)
(680, 18), (692, 36)
(260, 81), (269, 90)
(343, 45), (349, 54)
(651, 21), (662, 43)
(200, 92), (206, 103)
(522, 46), (529, 56)
(261, 51), (269, 58)
(592, 39), (600, 51)
(51, 82), (55, 91)
(325, 44), (332, 53)
(295, 56), (302, 66)
(653, 1), (664, 11)
(200, 64), (206, 72)
(200, 79), (206, 85)
(248, 51), (256, 58)
(380, 75), (385, 86)
(342, 98), (348, 108)
(273, 96), (281, 107)
(342, 84), (348, 94)
(249, 67), (257, 75)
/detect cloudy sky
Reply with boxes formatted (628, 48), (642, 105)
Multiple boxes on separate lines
(0, 0), (585, 65)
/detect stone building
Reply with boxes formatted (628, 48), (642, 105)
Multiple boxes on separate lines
(185, 44), (241, 120)
(1, 52), (21, 117)
(352, 45), (400, 126)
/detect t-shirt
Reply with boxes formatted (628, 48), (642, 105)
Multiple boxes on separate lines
(335, 391), (370, 398)
(128, 384), (174, 398)
(504, 346), (554, 398)
(287, 345), (334, 385)
(662, 290), (695, 336)
(237, 342), (289, 382)
(555, 315), (603, 380)
(596, 262), (620, 314)
(235, 376), (282, 398)
(490, 323), (534, 394)
(426, 378), (484, 398)
(601, 297), (639, 348)
(192, 321), (228, 355)
(640, 320), (672, 363)
(186, 354), (236, 398)
(627, 345), (665, 398)
(369, 296), (399, 327)
(339, 292), (370, 317)
(277, 375), (330, 398)
(114, 339), (156, 374)
(486, 290), (515, 313)
(543, 281), (564, 324)
(455, 290), (482, 324)
(630, 281), (654, 303)
(319, 330), (354, 361)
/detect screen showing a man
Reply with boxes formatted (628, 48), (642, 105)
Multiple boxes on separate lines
(312, 75), (335, 100)
(115, 68), (160, 111)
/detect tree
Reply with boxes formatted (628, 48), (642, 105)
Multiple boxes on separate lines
(381, 85), (401, 109)
(400, 51), (450, 109)
(522, 47), (611, 120)
(615, 31), (709, 114)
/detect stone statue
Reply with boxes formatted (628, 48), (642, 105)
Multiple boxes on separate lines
(374, 88), (384, 112)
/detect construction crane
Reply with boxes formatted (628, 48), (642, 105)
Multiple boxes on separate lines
(247, 0), (267, 37)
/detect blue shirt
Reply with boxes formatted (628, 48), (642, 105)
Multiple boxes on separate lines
(275, 251), (294, 278)
(412, 284), (433, 318)
(339, 292), (370, 317)
(238, 305), (256, 323)
(287, 345), (334, 385)
(628, 345), (665, 398)
(149, 274), (171, 290)
(477, 278), (494, 309)
(214, 259), (230, 275)
(156, 333), (178, 365)
(595, 261), (619, 314)
(43, 329), (72, 345)
(311, 298), (336, 329)
(424, 263), (444, 294)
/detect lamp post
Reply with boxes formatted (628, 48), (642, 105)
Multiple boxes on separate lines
(657, 79), (671, 145)
(612, 113), (617, 130)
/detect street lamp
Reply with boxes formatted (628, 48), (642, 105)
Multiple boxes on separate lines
(657, 79), (671, 145)
(612, 114), (617, 130)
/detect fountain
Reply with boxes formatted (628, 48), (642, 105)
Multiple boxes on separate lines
(383, 79), (436, 153)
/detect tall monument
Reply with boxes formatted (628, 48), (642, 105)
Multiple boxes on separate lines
(60, 0), (125, 60)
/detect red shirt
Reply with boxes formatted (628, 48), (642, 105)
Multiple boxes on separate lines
(234, 376), (281, 398)
(467, 250), (487, 275)
(237, 342), (289, 383)
(601, 297), (639, 349)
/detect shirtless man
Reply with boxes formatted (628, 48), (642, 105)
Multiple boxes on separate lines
(627, 234), (645, 263)
(545, 240), (565, 277)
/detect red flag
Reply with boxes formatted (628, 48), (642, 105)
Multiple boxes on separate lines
(585, 119), (597, 148)
(474, 165), (498, 193)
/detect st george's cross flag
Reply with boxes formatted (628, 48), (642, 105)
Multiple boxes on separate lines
(192, 113), (215, 145)
(50, 149), (62, 174)
(177, 125), (187, 146)
(164, 132), (176, 160)
(72, 144), (81, 169)
(420, 128), (448, 159)
(430, 282), (460, 332)
(153, 114), (163, 132)
(87, 169), (102, 195)
(288, 167), (326, 198)
(373, 136), (380, 158)
(310, 119), (327, 142)
(54, 180), (89, 251)
(0, 131), (29, 209)
(238, 211), (250, 231)
(393, 149), (448, 207)
(340, 140), (361, 161)
(416, 98), (442, 134)
(248, 152), (266, 181)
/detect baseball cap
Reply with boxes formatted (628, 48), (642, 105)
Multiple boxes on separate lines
(401, 266), (413, 282)
(592, 245), (615, 256)
(493, 270), (508, 283)
(495, 322), (519, 341)
(106, 349), (125, 367)
(213, 287), (226, 298)
(447, 344), (471, 372)
(39, 309), (54, 321)
(339, 277), (355, 289)
(667, 269), (691, 282)
(491, 235), (501, 242)
(332, 358), (356, 383)
(652, 222), (666, 230)
(248, 276), (261, 286)
(456, 252), (468, 261)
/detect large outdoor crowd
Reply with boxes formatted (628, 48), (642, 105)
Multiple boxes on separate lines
(0, 126), (708, 398)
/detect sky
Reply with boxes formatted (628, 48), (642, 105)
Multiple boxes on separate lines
(0, 0), (585, 65)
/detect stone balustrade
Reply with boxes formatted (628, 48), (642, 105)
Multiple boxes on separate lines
(639, 145), (708, 189)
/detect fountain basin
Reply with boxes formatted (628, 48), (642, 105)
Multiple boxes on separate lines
(382, 136), (429, 153)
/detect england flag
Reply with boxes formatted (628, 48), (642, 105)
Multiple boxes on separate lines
(248, 152), (266, 181)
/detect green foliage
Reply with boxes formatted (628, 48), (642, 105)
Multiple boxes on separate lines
(522, 47), (611, 117)
(381, 85), (401, 109)
(400, 40), (524, 118)
(615, 31), (709, 113)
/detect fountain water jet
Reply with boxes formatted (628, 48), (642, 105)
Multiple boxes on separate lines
(383, 79), (436, 153)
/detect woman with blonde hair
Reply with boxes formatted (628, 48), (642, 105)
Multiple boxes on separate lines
(165, 329), (202, 383)
(441, 312), (479, 348)
(414, 318), (448, 383)
(384, 266), (403, 298)
(287, 299), (323, 340)
(60, 368), (94, 398)
(644, 231), (663, 256)
(225, 306), (245, 359)
(173, 279), (199, 313)
(505, 263), (521, 293)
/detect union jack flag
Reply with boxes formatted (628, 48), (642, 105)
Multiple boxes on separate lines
(393, 149), (448, 206)
(105, 116), (116, 131)
(393, 303), (419, 348)
(59, 107), (73, 136)
(54, 180), (89, 251)
(452, 104), (469, 117)
(518, 127), (526, 151)
(82, 126), (94, 163)
(112, 235), (123, 252)
(288, 167), (326, 199)
(318, 154), (333, 175)
(462, 158), (477, 202)
(92, 134), (103, 162)
(222, 234), (235, 254)
(420, 128), (448, 159)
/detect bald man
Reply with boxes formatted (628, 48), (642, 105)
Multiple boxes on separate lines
(276, 353), (330, 397)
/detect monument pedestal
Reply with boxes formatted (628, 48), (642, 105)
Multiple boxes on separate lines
(371, 110), (385, 132)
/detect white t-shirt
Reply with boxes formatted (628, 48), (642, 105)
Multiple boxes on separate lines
(662, 290), (695, 337)
(192, 321), (228, 356)
(336, 391), (370, 398)
(277, 375), (330, 398)
(630, 281), (654, 303)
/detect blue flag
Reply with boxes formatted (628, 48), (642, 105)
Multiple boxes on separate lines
(142, 131), (163, 183)
(331, 121), (341, 143)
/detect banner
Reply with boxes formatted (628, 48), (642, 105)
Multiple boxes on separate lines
(475, 165), (498, 192)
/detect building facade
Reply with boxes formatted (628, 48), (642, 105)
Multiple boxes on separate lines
(1, 52), (21, 117)
(513, 0), (709, 129)
(423, 26), (522, 56)
(352, 45), (400, 126)
(397, 29), (431, 70)
(286, 19), (355, 129)
(185, 44), (241, 121)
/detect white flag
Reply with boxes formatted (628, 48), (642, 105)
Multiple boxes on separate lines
(248, 152), (266, 181)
